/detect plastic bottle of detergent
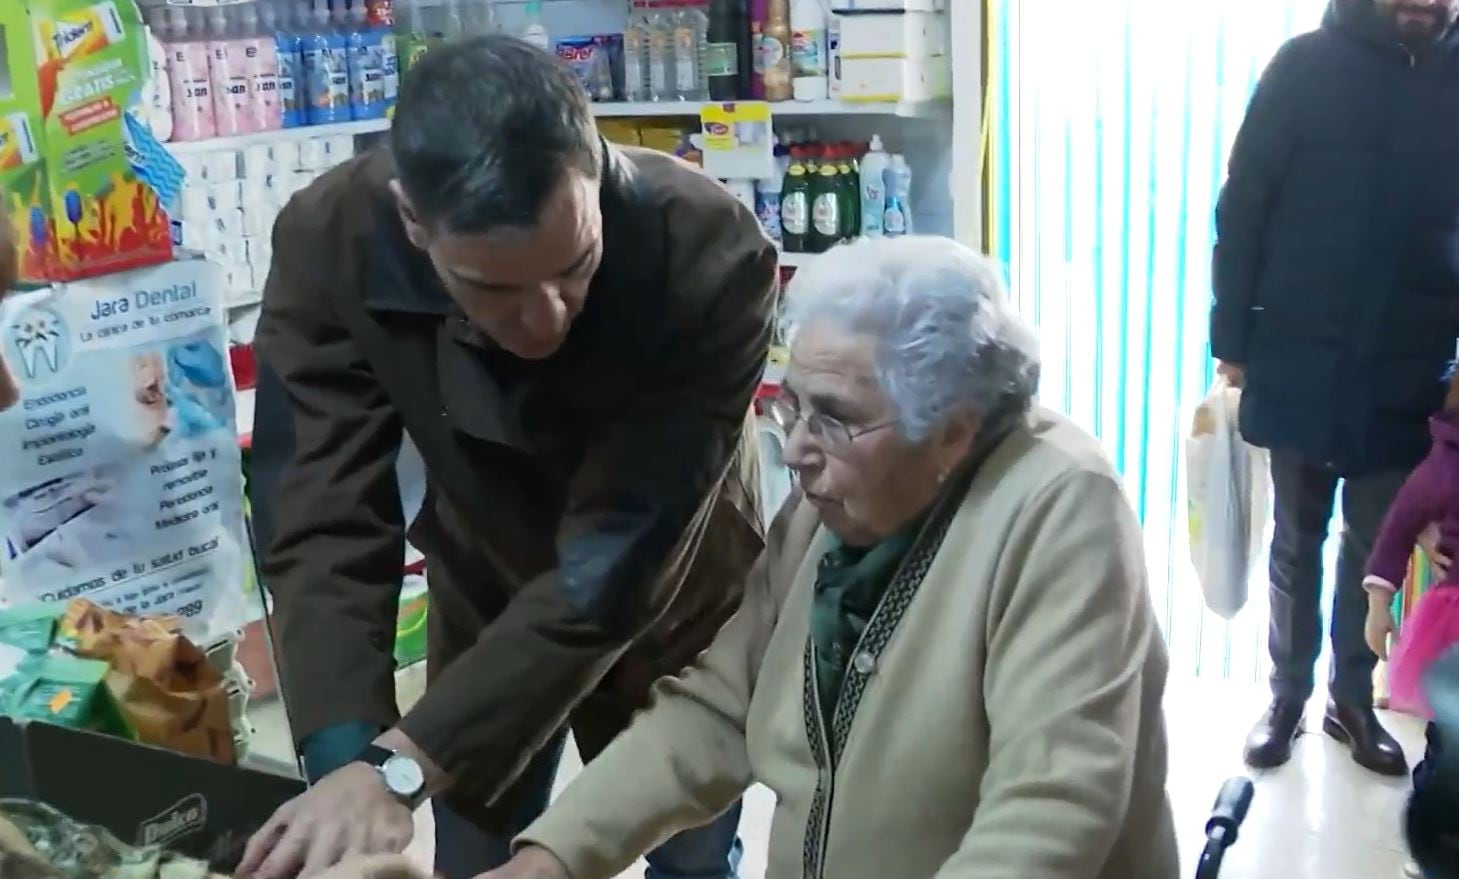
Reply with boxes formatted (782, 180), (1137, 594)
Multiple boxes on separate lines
(369, 0), (400, 115)
(303, 0), (351, 125)
(237, 2), (282, 131)
(754, 137), (788, 244)
(345, 0), (387, 119)
(883, 153), (912, 237)
(164, 7), (216, 141)
(809, 148), (841, 253)
(859, 134), (889, 237)
(266, 0), (305, 128)
(207, 4), (255, 136)
(789, 0), (827, 101)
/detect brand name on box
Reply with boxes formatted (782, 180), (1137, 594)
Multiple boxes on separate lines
(138, 793), (209, 847)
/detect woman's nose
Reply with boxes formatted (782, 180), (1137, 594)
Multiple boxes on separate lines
(521, 287), (568, 337)
(780, 417), (819, 471)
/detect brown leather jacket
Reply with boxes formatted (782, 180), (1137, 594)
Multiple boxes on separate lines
(254, 144), (776, 804)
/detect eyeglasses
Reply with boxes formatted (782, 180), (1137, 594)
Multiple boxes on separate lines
(763, 392), (893, 452)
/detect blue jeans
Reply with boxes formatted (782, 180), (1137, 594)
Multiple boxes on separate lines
(432, 731), (743, 879)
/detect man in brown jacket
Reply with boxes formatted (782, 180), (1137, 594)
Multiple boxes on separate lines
(236, 36), (776, 879)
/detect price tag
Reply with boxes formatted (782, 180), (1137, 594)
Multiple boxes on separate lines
(699, 102), (775, 181)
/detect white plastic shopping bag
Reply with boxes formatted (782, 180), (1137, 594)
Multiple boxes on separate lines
(1186, 378), (1269, 620)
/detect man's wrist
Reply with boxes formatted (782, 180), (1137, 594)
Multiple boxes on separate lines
(370, 728), (449, 798)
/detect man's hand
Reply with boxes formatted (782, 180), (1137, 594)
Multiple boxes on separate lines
(473, 846), (571, 879)
(1419, 522), (1452, 580)
(1216, 361), (1246, 388)
(237, 763), (414, 879)
(1366, 590), (1399, 662)
(314, 855), (429, 879)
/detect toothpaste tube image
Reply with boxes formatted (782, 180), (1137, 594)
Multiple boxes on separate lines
(0, 114), (41, 172)
(35, 0), (127, 66)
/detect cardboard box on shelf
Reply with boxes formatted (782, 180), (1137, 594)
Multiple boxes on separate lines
(837, 11), (948, 60)
(2, 0), (175, 282)
(0, 2), (56, 282)
(0, 716), (303, 862)
(838, 56), (951, 104)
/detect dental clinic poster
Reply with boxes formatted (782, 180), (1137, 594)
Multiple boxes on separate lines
(0, 259), (252, 645)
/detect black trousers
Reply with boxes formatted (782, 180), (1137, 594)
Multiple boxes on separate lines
(1267, 452), (1408, 707)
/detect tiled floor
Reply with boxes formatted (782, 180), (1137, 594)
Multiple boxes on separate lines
(249, 669), (1426, 878)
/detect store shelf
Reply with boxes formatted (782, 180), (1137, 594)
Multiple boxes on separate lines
(162, 100), (945, 159)
(592, 99), (949, 120)
(165, 119), (392, 155)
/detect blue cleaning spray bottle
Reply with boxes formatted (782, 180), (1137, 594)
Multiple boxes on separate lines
(303, 0), (351, 124)
(346, 0), (387, 119)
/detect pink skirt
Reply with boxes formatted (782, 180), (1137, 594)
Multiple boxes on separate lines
(1389, 586), (1459, 718)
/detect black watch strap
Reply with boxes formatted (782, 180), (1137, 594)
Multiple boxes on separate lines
(355, 743), (394, 769)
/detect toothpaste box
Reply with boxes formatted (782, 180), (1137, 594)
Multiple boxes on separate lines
(13, 0), (174, 281)
(0, 1), (57, 283)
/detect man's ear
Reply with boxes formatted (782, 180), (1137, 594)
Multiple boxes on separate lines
(388, 180), (430, 251)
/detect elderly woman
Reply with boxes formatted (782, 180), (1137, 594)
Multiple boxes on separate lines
(477, 236), (1179, 879)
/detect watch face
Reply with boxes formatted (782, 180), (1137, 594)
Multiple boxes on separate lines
(381, 755), (425, 798)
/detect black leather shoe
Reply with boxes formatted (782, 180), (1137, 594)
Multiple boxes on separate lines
(1323, 701), (1408, 777)
(1244, 699), (1304, 769)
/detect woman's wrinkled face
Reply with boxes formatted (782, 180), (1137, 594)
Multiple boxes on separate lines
(780, 320), (977, 547)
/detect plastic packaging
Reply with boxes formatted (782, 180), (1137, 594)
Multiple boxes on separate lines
(859, 133), (888, 237)
(345, 0), (388, 119)
(624, 1), (650, 101)
(207, 5), (254, 136)
(809, 151), (840, 252)
(266, 0), (305, 128)
(755, 147), (784, 243)
(1186, 378), (1268, 620)
(749, 0), (769, 99)
(163, 7), (217, 142)
(674, 0), (707, 101)
(238, 2), (282, 131)
(302, 0), (351, 124)
(522, 0), (550, 49)
(141, 7), (174, 142)
(396, 0), (432, 76)
(882, 152), (912, 236)
(647, 1), (674, 100)
(789, 0), (827, 101)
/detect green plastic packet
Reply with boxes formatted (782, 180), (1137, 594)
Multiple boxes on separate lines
(0, 653), (132, 739)
(0, 605), (64, 654)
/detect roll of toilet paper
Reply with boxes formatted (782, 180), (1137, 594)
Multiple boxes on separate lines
(298, 138), (330, 171)
(213, 208), (246, 238)
(240, 144), (274, 179)
(199, 150), (240, 182)
(180, 188), (211, 221)
(208, 181), (243, 213)
(271, 141), (302, 172)
(326, 136), (356, 166)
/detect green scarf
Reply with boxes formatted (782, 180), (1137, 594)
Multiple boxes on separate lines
(809, 522), (922, 724)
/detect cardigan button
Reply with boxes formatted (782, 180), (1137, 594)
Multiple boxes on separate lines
(853, 651), (876, 675)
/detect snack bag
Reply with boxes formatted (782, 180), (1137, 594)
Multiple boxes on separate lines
(0, 650), (132, 737)
(59, 599), (234, 764)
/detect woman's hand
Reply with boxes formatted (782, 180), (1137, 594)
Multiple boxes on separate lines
(1365, 590), (1399, 661)
(473, 847), (571, 879)
(1418, 523), (1451, 580)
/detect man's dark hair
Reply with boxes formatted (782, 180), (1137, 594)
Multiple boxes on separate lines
(391, 35), (603, 234)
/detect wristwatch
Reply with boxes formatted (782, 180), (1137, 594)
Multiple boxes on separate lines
(355, 744), (428, 809)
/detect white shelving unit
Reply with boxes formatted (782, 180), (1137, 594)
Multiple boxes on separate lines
(166, 119), (392, 155)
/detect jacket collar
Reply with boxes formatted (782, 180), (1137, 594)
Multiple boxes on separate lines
(1324, 0), (1459, 60)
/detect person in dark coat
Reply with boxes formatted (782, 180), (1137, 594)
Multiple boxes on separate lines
(235, 36), (777, 879)
(1211, 0), (1459, 777)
